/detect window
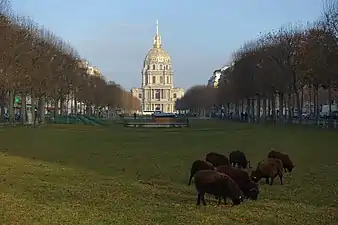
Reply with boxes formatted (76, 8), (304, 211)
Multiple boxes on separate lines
(173, 93), (177, 99)
(155, 89), (160, 99)
(152, 65), (155, 70)
(160, 76), (163, 83)
(166, 65), (169, 70)
(145, 76), (148, 84)
(138, 93), (142, 99)
(152, 76), (156, 83)
(167, 76), (169, 83)
(160, 65), (163, 70)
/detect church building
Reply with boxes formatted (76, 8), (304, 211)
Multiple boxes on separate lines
(131, 21), (184, 113)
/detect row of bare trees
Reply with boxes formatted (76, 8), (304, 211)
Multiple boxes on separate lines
(0, 0), (140, 126)
(176, 1), (338, 127)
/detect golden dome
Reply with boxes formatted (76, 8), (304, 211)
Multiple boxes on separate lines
(143, 20), (171, 66)
(144, 48), (171, 65)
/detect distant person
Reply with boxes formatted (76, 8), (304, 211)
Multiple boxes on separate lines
(134, 112), (137, 120)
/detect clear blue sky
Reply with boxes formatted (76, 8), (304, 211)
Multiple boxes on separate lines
(11, 0), (323, 90)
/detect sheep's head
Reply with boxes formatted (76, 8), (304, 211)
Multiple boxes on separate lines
(247, 187), (259, 200)
(287, 164), (295, 172)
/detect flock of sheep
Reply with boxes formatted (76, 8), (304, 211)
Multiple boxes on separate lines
(188, 150), (295, 206)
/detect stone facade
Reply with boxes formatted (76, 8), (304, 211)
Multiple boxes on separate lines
(131, 21), (184, 113)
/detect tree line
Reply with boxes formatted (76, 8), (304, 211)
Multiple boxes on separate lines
(176, 0), (338, 127)
(0, 0), (140, 126)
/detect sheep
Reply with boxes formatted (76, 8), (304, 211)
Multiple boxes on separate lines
(205, 152), (230, 167)
(188, 160), (215, 185)
(250, 158), (283, 185)
(216, 165), (259, 200)
(229, 150), (251, 168)
(268, 150), (295, 172)
(193, 169), (244, 206)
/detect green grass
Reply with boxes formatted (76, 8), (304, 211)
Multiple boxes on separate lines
(0, 121), (337, 225)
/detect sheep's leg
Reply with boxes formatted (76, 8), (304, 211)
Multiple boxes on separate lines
(188, 174), (193, 185)
(217, 196), (222, 205)
(201, 194), (207, 206)
(270, 177), (275, 185)
(197, 193), (202, 205)
(279, 173), (283, 185)
(223, 196), (227, 205)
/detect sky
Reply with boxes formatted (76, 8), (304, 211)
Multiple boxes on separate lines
(10, 0), (324, 91)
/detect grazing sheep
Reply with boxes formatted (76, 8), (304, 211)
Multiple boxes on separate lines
(193, 169), (244, 206)
(188, 160), (215, 185)
(250, 158), (283, 185)
(268, 150), (295, 172)
(229, 150), (251, 168)
(206, 152), (230, 167)
(217, 165), (259, 200)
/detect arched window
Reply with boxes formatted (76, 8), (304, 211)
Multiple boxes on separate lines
(152, 65), (155, 70)
(152, 76), (156, 83)
(160, 65), (163, 70)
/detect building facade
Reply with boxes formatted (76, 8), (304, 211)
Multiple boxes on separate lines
(207, 65), (230, 88)
(131, 21), (184, 113)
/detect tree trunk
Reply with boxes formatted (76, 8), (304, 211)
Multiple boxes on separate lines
(60, 97), (65, 116)
(251, 98), (255, 122)
(246, 98), (251, 123)
(0, 91), (5, 123)
(301, 86), (304, 110)
(74, 96), (78, 115)
(295, 89), (302, 124)
(271, 94), (276, 123)
(21, 93), (27, 126)
(287, 92), (292, 123)
(328, 83), (332, 129)
(8, 89), (14, 126)
(241, 100), (244, 114)
(256, 95), (261, 124)
(314, 85), (319, 125)
(39, 96), (45, 124)
(279, 92), (284, 123)
(31, 92), (36, 127)
(235, 101), (239, 117)
(262, 97), (267, 122)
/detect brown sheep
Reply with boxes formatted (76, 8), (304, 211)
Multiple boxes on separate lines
(193, 169), (244, 206)
(206, 152), (230, 167)
(188, 160), (215, 185)
(216, 165), (259, 200)
(250, 158), (284, 185)
(268, 150), (295, 172)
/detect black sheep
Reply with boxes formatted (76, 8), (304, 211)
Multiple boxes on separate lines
(217, 165), (259, 200)
(250, 158), (283, 185)
(205, 152), (230, 167)
(229, 150), (250, 168)
(188, 160), (214, 185)
(193, 169), (244, 206)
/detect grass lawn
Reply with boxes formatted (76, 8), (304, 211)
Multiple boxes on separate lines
(0, 121), (337, 225)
